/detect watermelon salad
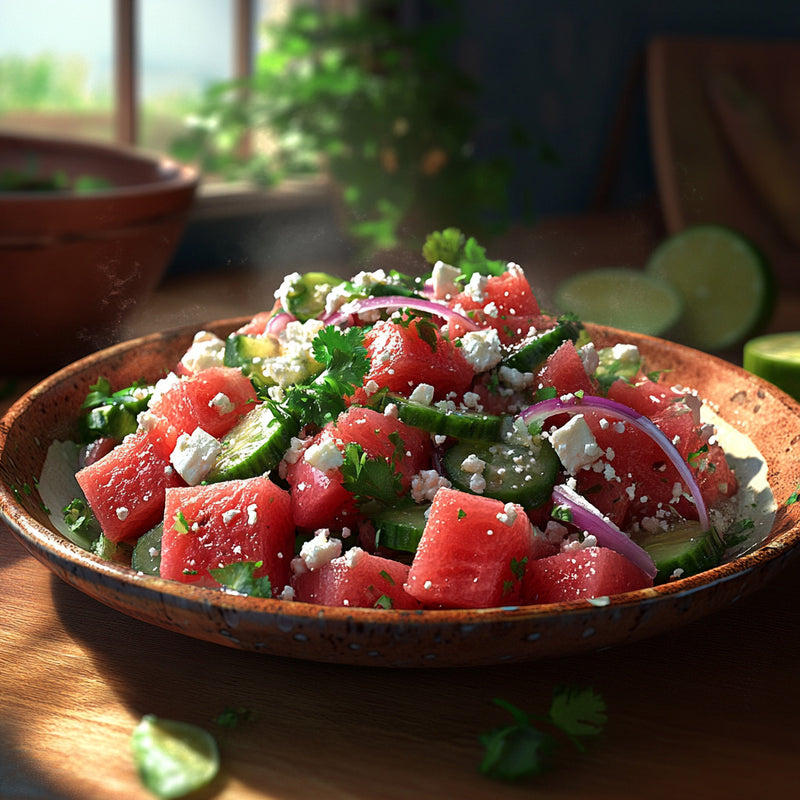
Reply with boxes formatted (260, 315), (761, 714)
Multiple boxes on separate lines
(59, 229), (744, 610)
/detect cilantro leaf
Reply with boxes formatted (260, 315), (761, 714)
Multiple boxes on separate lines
(548, 686), (607, 742)
(421, 227), (506, 279)
(479, 723), (556, 781)
(79, 376), (152, 442)
(479, 689), (607, 782)
(284, 325), (370, 427)
(210, 560), (272, 597)
(340, 441), (403, 506)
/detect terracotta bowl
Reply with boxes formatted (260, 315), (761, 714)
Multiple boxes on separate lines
(0, 132), (198, 374)
(1, 320), (799, 668)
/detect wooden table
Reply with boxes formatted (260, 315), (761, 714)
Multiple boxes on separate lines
(3, 212), (800, 799)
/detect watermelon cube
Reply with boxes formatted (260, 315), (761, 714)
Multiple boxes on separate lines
(292, 548), (422, 609)
(76, 431), (185, 543)
(160, 476), (294, 593)
(404, 487), (543, 609)
(522, 546), (653, 604)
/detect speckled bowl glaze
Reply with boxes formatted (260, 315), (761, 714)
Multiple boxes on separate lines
(1, 320), (799, 667)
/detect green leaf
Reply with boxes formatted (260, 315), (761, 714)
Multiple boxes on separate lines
(548, 686), (607, 740)
(340, 442), (403, 507)
(479, 724), (556, 781)
(210, 560), (273, 598)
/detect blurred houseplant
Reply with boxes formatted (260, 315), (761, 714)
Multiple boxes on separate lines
(171, 0), (527, 252)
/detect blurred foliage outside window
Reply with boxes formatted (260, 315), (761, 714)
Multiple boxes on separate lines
(171, 0), (532, 252)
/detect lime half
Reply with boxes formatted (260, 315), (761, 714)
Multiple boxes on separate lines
(645, 225), (774, 352)
(743, 332), (800, 401)
(554, 267), (683, 337)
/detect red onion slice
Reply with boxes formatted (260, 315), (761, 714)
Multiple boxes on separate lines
(552, 483), (657, 579)
(264, 311), (295, 336)
(321, 295), (481, 331)
(520, 393), (710, 531)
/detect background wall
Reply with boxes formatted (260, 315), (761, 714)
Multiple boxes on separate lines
(450, 0), (800, 218)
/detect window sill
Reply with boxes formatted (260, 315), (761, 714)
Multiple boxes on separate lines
(190, 175), (337, 222)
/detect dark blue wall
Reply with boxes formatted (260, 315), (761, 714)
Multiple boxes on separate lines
(452, 0), (800, 217)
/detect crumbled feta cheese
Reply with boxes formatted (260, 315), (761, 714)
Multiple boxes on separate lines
(279, 585), (296, 601)
(169, 427), (222, 486)
(180, 331), (226, 373)
(469, 473), (486, 494)
(431, 260), (461, 299)
(363, 379), (381, 397)
(115, 506), (129, 521)
(222, 509), (241, 525)
(299, 529), (342, 570)
(459, 327), (503, 373)
(304, 437), (344, 473)
(460, 453), (486, 474)
(409, 383), (435, 406)
(579, 342), (599, 375)
(208, 391), (235, 415)
(496, 502), (519, 526)
(610, 343), (640, 365)
(344, 546), (366, 569)
(549, 415), (604, 474)
(411, 470), (452, 502)
(498, 365), (534, 391)
(464, 272), (489, 303)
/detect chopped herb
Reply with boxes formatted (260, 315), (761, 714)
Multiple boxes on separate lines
(421, 227), (506, 279)
(373, 594), (393, 609)
(510, 556), (528, 580)
(215, 706), (254, 729)
(479, 687), (607, 781)
(210, 560), (272, 598)
(80, 376), (152, 442)
(283, 325), (370, 427)
(786, 483), (800, 505)
(552, 505), (573, 523)
(340, 441), (403, 507)
(458, 508), (467, 520)
(379, 569), (396, 585)
(62, 497), (102, 550)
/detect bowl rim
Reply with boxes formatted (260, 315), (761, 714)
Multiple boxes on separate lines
(2, 318), (800, 629)
(0, 130), (199, 199)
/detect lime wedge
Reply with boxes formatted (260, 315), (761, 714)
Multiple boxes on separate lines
(743, 332), (800, 401)
(554, 267), (683, 337)
(645, 225), (774, 351)
(131, 715), (220, 799)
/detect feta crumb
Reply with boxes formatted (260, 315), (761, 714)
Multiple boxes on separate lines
(548, 415), (603, 474)
(299, 529), (342, 570)
(344, 546), (366, 568)
(208, 391), (235, 415)
(169, 427), (222, 486)
(431, 260), (461, 299)
(179, 331), (226, 373)
(460, 453), (486, 474)
(411, 470), (452, 502)
(459, 327), (503, 373)
(247, 503), (258, 526)
(409, 383), (435, 406)
(115, 506), (129, 521)
(304, 437), (344, 473)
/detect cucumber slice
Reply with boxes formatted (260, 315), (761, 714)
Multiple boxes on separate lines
(634, 521), (724, 583)
(442, 438), (560, 508)
(501, 317), (583, 373)
(279, 271), (345, 320)
(372, 502), (429, 553)
(382, 393), (503, 442)
(554, 268), (683, 337)
(743, 331), (800, 402)
(205, 401), (300, 483)
(131, 524), (163, 576)
(224, 333), (281, 388)
(645, 224), (775, 351)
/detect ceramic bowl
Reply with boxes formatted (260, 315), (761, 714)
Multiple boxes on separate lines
(0, 132), (198, 375)
(1, 320), (799, 668)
